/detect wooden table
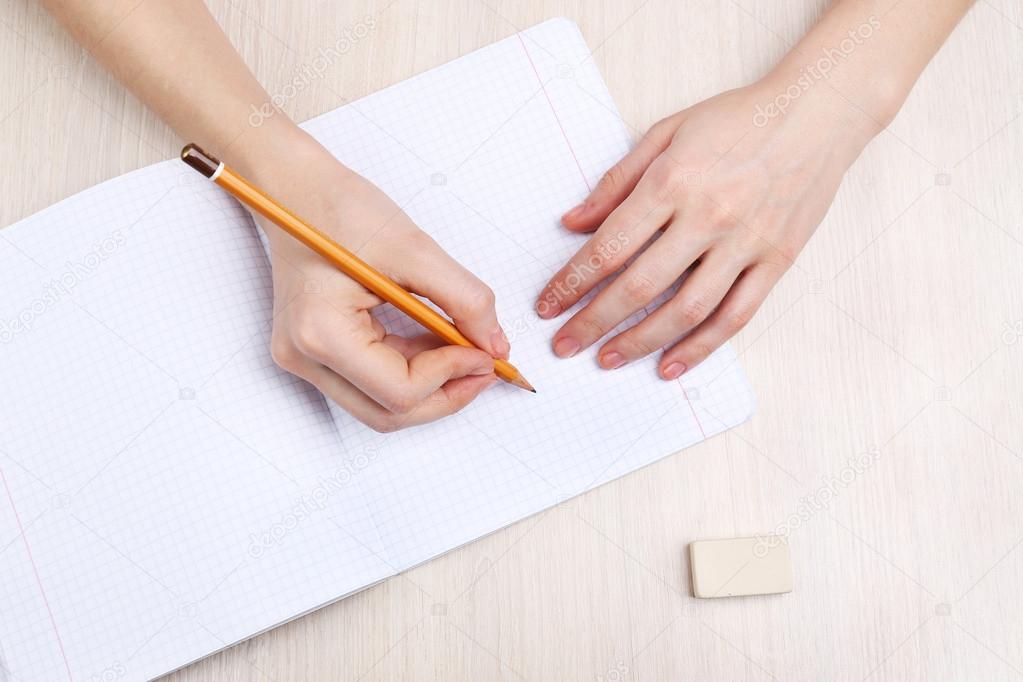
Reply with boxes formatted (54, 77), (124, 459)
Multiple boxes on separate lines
(3, 1), (1021, 679)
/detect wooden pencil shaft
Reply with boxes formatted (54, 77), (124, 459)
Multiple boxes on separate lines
(179, 145), (528, 388)
(216, 168), (475, 350)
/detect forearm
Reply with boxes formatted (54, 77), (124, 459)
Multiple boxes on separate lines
(765, 0), (974, 129)
(41, 0), (327, 179)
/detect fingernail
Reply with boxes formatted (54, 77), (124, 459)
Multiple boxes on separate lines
(600, 351), (626, 369)
(491, 328), (510, 358)
(536, 297), (562, 319)
(562, 203), (586, 223)
(553, 336), (581, 358)
(662, 362), (686, 379)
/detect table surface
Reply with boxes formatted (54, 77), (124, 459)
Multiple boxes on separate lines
(3, 1), (1022, 680)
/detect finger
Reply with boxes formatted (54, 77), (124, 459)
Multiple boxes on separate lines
(598, 252), (744, 367)
(398, 235), (509, 359)
(562, 115), (681, 232)
(303, 361), (497, 432)
(381, 331), (445, 358)
(550, 225), (709, 358)
(270, 348), (396, 428)
(658, 263), (783, 379)
(291, 314), (495, 414)
(537, 188), (673, 320)
(369, 315), (387, 339)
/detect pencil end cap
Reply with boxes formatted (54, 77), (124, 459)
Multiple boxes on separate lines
(180, 144), (221, 178)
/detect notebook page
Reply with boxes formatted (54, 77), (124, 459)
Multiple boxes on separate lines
(0, 166), (392, 677)
(299, 18), (756, 571)
(0, 18), (755, 681)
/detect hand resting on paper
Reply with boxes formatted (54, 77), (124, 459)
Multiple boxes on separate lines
(536, 82), (876, 379)
(537, 0), (972, 380)
(43, 0), (973, 429)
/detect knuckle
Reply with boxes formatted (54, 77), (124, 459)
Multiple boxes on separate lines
(720, 229), (761, 261)
(464, 283), (496, 315)
(645, 163), (680, 201)
(562, 256), (610, 293)
(408, 229), (438, 250)
(621, 273), (658, 305)
(599, 163), (628, 194)
(742, 233), (795, 266)
(574, 315), (608, 341)
(618, 333), (658, 358)
(400, 237), (440, 273)
(724, 301), (757, 331)
(688, 342), (715, 363)
(384, 392), (418, 416)
(677, 296), (710, 327)
(645, 117), (674, 142)
(395, 227), (438, 258)
(585, 246), (619, 277)
(366, 414), (402, 433)
(774, 240), (801, 265)
(759, 255), (793, 276)
(291, 321), (328, 360)
(702, 200), (736, 229)
(270, 334), (300, 371)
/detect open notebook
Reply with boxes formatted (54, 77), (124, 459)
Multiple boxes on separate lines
(0, 19), (754, 680)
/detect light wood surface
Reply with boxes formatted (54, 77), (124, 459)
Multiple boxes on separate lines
(3, 1), (1022, 680)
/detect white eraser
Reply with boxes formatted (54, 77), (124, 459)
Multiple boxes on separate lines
(689, 536), (793, 598)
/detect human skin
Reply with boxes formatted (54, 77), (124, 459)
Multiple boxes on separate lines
(41, 0), (510, 432)
(537, 0), (974, 380)
(41, 0), (974, 430)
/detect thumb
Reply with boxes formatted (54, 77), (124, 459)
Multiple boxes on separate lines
(562, 114), (682, 232)
(400, 236), (510, 359)
(406, 344), (496, 390)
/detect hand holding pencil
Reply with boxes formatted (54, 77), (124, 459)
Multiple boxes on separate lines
(182, 139), (528, 432)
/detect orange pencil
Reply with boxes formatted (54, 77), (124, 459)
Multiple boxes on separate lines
(180, 143), (535, 393)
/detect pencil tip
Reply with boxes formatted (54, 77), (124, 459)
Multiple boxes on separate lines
(508, 374), (536, 393)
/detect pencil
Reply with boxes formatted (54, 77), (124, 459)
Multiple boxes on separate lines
(180, 143), (535, 393)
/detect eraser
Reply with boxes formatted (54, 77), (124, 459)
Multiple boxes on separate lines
(689, 536), (793, 598)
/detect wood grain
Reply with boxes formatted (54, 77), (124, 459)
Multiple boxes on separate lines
(2, 1), (1021, 680)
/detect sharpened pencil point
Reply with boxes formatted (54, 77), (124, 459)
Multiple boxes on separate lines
(506, 372), (535, 393)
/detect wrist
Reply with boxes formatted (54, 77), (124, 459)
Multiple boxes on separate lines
(761, 33), (912, 136)
(223, 123), (365, 250)
(225, 117), (341, 183)
(752, 66), (886, 156)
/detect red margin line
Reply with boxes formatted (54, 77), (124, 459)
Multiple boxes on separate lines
(516, 33), (592, 192)
(678, 381), (707, 439)
(1, 466), (74, 681)
(517, 30), (705, 438)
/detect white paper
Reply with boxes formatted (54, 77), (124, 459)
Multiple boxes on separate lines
(0, 19), (754, 680)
